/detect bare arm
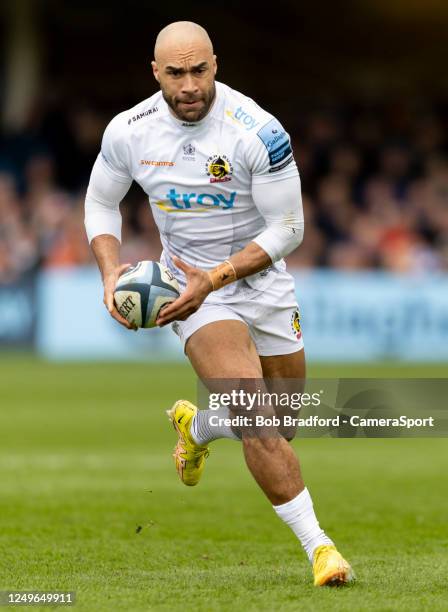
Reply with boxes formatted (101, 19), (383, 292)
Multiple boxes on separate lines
(156, 243), (270, 326)
(227, 241), (271, 278)
(90, 234), (134, 329)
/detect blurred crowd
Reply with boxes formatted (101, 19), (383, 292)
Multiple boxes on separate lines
(0, 101), (447, 283)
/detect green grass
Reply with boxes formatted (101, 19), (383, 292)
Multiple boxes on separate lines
(0, 358), (447, 611)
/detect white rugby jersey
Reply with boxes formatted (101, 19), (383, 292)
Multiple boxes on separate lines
(85, 80), (303, 301)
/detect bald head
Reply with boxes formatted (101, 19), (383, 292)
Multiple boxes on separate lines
(151, 21), (217, 122)
(154, 21), (214, 63)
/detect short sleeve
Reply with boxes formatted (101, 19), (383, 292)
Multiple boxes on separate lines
(99, 115), (132, 183)
(246, 116), (299, 184)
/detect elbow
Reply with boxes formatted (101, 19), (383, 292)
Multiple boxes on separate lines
(282, 211), (304, 254)
(283, 224), (304, 257)
(268, 228), (304, 263)
(292, 225), (304, 250)
(254, 222), (304, 263)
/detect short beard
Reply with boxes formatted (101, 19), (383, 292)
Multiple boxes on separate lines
(162, 82), (216, 123)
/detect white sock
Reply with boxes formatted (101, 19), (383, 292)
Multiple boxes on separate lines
(273, 487), (334, 562)
(191, 407), (241, 445)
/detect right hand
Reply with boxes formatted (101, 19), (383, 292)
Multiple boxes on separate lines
(103, 263), (137, 330)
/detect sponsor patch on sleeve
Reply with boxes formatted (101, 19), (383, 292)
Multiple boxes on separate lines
(268, 156), (293, 173)
(257, 118), (293, 167)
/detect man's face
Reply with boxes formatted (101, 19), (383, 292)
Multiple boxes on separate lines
(152, 49), (217, 122)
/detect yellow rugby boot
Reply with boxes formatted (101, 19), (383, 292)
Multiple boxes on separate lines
(313, 545), (354, 586)
(166, 400), (210, 486)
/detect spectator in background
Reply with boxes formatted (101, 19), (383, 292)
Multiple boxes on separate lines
(1, 101), (447, 282)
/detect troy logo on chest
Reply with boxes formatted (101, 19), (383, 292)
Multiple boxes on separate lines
(154, 188), (236, 212)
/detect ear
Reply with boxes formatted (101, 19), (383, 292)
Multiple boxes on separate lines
(151, 60), (160, 83)
(213, 54), (218, 75)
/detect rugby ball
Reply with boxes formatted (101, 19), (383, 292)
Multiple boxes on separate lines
(114, 261), (180, 328)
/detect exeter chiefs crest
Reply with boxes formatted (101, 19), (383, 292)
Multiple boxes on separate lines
(291, 308), (302, 340)
(206, 154), (233, 183)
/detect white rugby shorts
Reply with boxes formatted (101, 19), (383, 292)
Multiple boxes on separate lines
(171, 272), (304, 356)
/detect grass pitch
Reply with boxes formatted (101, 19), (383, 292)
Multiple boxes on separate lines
(0, 358), (447, 611)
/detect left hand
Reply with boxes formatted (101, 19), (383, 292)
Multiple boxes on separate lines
(156, 256), (212, 326)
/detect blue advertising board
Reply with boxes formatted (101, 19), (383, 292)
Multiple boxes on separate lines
(35, 267), (448, 362)
(293, 270), (448, 361)
(0, 274), (36, 347)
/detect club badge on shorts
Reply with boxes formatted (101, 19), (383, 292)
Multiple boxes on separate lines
(291, 308), (302, 340)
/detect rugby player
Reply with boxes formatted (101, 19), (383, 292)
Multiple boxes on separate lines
(84, 21), (354, 586)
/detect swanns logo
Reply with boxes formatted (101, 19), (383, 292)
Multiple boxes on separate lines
(154, 188), (236, 213)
